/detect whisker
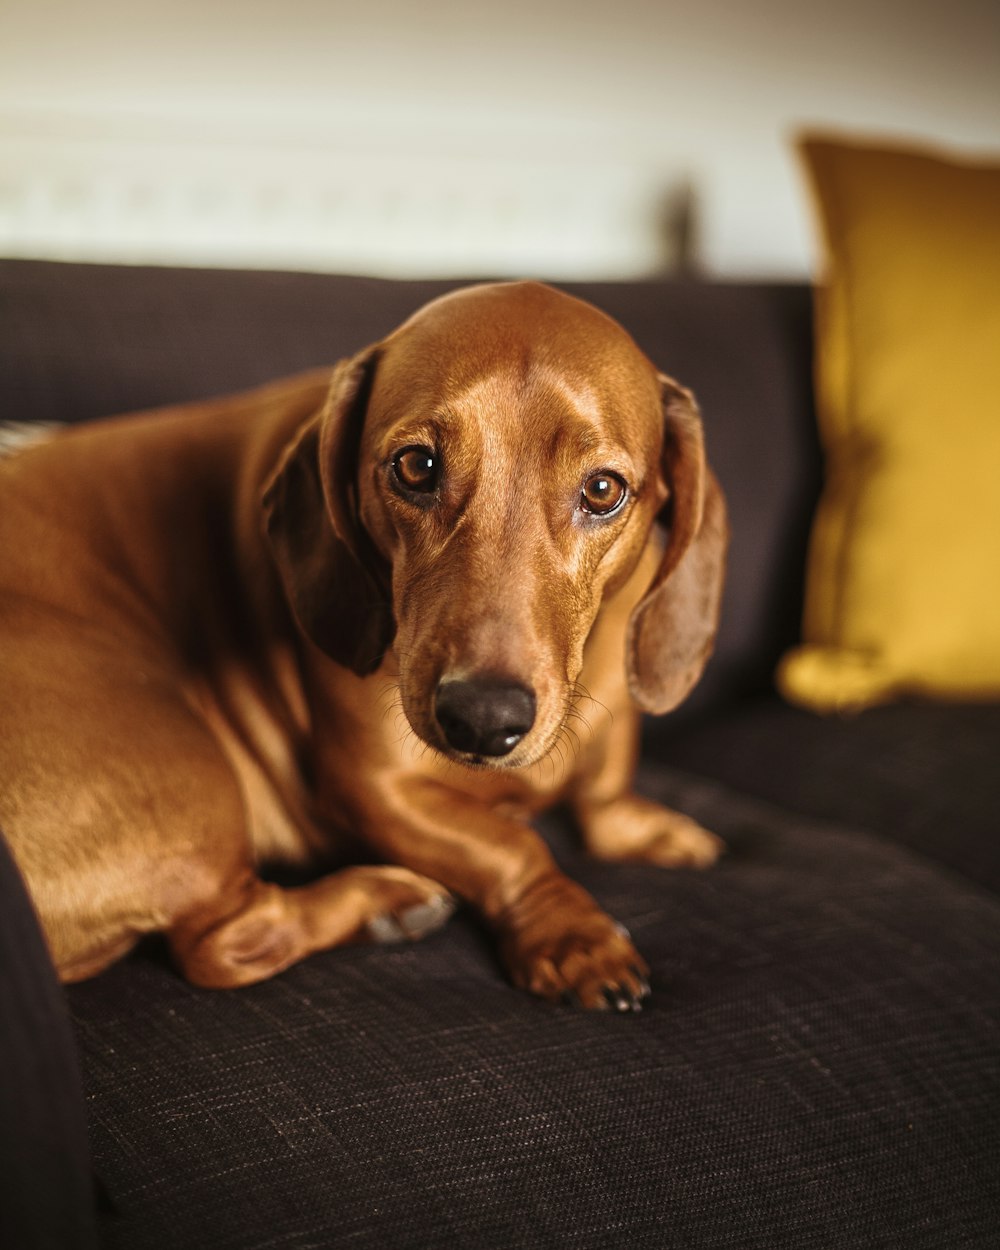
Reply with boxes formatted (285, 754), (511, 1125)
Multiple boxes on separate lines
(553, 739), (568, 784)
(562, 720), (582, 756)
(380, 690), (404, 723)
(565, 708), (595, 748)
(572, 679), (611, 722)
(392, 720), (411, 747)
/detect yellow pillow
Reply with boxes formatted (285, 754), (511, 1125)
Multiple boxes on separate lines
(778, 134), (1000, 712)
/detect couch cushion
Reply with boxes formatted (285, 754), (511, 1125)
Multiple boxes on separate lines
(653, 697), (1000, 893)
(68, 782), (1000, 1250)
(0, 835), (98, 1249)
(779, 135), (1000, 711)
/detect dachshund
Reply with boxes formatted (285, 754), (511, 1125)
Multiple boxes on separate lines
(0, 281), (727, 1011)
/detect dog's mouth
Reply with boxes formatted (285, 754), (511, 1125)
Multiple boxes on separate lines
(455, 751), (494, 770)
(438, 744), (551, 774)
(444, 744), (538, 770)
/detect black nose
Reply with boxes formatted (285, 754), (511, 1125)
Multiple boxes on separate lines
(434, 678), (537, 757)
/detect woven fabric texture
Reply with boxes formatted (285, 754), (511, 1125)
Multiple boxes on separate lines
(68, 779), (1000, 1250)
(655, 697), (1000, 894)
(0, 834), (99, 1250)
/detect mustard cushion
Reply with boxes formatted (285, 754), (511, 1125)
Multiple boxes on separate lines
(778, 135), (1000, 712)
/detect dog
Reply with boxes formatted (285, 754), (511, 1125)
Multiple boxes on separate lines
(0, 281), (727, 1011)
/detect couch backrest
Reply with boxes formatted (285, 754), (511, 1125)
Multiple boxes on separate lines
(1, 261), (821, 713)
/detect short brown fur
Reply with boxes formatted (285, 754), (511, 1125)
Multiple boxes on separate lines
(0, 282), (727, 1010)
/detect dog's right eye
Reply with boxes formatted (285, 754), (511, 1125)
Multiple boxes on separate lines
(392, 446), (439, 494)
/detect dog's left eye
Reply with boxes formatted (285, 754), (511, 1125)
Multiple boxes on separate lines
(580, 471), (627, 516)
(392, 446), (439, 493)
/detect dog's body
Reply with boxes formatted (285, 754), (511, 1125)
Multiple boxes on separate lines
(0, 282), (727, 1010)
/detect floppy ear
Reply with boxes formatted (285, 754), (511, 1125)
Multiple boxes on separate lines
(262, 348), (394, 676)
(625, 375), (729, 714)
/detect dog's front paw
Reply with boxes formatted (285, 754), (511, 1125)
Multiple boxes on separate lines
(580, 795), (724, 869)
(499, 875), (650, 1012)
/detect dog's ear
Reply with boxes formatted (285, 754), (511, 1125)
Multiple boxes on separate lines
(625, 375), (729, 713)
(262, 349), (394, 675)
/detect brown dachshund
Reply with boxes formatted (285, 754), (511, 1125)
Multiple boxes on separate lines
(0, 282), (727, 1011)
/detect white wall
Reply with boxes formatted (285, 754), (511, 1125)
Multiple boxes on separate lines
(1, 0), (997, 278)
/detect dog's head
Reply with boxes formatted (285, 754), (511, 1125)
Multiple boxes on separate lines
(263, 282), (727, 769)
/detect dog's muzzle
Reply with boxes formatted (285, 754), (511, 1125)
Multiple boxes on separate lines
(434, 678), (536, 758)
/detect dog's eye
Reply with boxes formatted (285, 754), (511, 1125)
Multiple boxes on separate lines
(581, 471), (627, 516)
(392, 446), (439, 493)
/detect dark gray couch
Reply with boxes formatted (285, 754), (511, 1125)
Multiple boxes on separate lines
(2, 259), (998, 1249)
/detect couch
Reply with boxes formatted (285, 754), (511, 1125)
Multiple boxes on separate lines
(1, 257), (998, 1249)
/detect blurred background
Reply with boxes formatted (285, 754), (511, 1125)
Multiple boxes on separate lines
(1, 0), (997, 280)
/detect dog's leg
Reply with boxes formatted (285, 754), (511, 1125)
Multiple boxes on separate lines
(343, 775), (650, 1010)
(168, 865), (454, 988)
(571, 704), (724, 869)
(1, 626), (453, 988)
